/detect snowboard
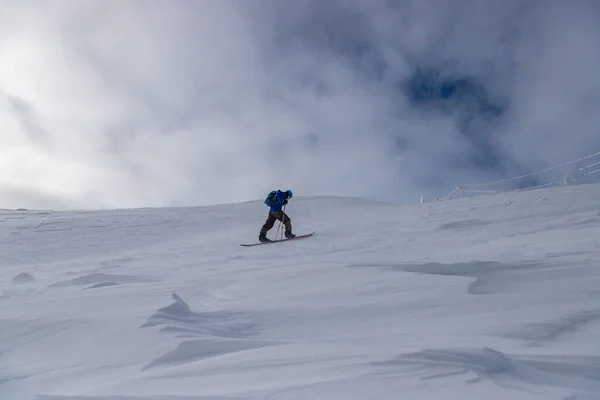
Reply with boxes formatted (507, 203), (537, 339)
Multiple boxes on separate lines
(240, 231), (316, 247)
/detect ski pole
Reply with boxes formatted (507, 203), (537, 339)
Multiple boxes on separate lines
(276, 204), (286, 240)
(275, 213), (281, 240)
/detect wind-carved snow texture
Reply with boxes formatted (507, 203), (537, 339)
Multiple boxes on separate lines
(352, 259), (596, 296)
(141, 293), (273, 370)
(2, 273), (37, 298)
(346, 256), (600, 398)
(508, 309), (600, 348)
(0, 367), (29, 385)
(11, 272), (35, 283)
(141, 293), (258, 338)
(436, 218), (491, 231)
(352, 261), (600, 345)
(2, 185), (600, 399)
(49, 273), (152, 290)
(348, 260), (549, 295)
(374, 347), (600, 395)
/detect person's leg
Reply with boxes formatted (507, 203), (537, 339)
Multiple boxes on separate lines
(259, 212), (277, 241)
(278, 211), (294, 238)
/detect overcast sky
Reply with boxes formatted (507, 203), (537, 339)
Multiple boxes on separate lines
(1, 0), (600, 210)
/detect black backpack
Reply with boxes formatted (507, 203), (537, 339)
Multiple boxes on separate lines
(264, 190), (278, 207)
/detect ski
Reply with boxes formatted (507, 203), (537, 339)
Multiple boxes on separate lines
(240, 231), (316, 247)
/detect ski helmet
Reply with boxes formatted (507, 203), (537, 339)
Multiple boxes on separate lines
(285, 189), (293, 198)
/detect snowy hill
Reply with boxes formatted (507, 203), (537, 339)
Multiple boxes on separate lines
(1, 184), (600, 400)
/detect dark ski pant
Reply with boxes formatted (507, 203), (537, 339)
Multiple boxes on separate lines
(260, 210), (292, 235)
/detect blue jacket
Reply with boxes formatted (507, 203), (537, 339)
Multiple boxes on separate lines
(268, 190), (290, 213)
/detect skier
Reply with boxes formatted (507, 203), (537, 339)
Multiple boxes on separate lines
(259, 189), (295, 242)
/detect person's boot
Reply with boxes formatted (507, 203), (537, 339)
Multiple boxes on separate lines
(285, 231), (296, 239)
(259, 233), (271, 243)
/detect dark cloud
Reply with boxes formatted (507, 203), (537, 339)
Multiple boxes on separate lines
(0, 0), (599, 209)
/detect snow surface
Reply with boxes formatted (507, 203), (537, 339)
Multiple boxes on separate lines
(1, 184), (600, 400)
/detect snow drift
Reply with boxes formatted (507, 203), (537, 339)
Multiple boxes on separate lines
(1, 184), (600, 399)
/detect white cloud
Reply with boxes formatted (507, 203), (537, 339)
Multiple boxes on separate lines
(1, 0), (599, 210)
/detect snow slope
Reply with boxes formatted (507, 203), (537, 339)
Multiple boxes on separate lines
(1, 184), (600, 400)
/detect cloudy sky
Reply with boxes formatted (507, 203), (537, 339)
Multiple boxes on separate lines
(1, 0), (600, 210)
